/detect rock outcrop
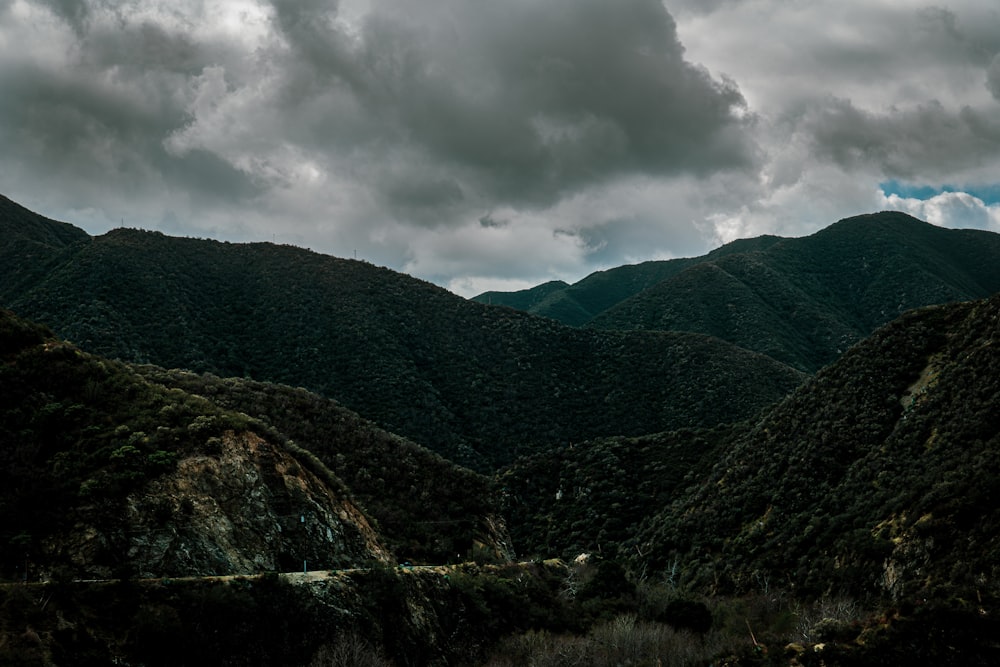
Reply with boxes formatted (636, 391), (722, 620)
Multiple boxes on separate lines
(51, 431), (391, 579)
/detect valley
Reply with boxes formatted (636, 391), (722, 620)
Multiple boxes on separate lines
(3, 193), (1000, 665)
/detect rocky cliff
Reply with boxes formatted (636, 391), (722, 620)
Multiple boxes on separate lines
(42, 430), (391, 580)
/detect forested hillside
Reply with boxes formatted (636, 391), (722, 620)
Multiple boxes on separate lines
(0, 195), (803, 469)
(5, 191), (1000, 664)
(1, 308), (516, 580)
(497, 424), (738, 561)
(135, 367), (511, 564)
(481, 212), (1000, 372)
(475, 235), (784, 326)
(636, 293), (1000, 604)
(0, 309), (390, 580)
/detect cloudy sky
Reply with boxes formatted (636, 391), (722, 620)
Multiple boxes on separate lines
(3, 0), (1000, 296)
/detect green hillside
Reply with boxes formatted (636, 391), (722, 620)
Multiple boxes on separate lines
(492, 294), (1000, 663)
(636, 293), (1000, 604)
(592, 212), (1000, 371)
(478, 212), (1000, 373)
(135, 367), (509, 564)
(0, 194), (89, 301)
(474, 234), (784, 325)
(5, 187), (1000, 662)
(477, 280), (569, 312)
(1, 200), (804, 470)
(497, 424), (737, 561)
(0, 309), (392, 580)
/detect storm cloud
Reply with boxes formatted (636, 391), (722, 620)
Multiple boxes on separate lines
(2, 0), (999, 294)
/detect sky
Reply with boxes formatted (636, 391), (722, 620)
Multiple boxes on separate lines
(2, 0), (1000, 296)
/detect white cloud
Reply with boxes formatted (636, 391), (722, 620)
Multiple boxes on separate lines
(881, 190), (1000, 231)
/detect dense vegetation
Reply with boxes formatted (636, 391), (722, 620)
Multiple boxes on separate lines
(1, 195), (804, 469)
(635, 294), (1000, 605)
(0, 307), (513, 579)
(0, 194), (89, 300)
(5, 191), (1000, 664)
(135, 367), (508, 564)
(497, 425), (738, 562)
(481, 212), (1000, 372)
(0, 310), (263, 579)
(475, 234), (784, 326)
(0, 562), (582, 667)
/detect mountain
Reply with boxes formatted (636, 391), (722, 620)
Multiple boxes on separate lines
(1, 305), (514, 575)
(491, 294), (1000, 663)
(133, 366), (512, 565)
(479, 213), (1000, 372)
(0, 309), (389, 580)
(497, 424), (737, 561)
(0, 195), (804, 469)
(634, 292), (1000, 604)
(5, 295), (1000, 665)
(476, 235), (783, 326)
(498, 290), (1000, 595)
(0, 194), (89, 299)
(5, 188), (1000, 662)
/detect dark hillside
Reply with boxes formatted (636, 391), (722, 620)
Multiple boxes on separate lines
(591, 212), (1000, 371)
(636, 293), (1000, 603)
(135, 367), (511, 564)
(498, 424), (738, 562)
(474, 234), (784, 325)
(1, 199), (805, 469)
(0, 194), (90, 301)
(477, 279), (569, 312)
(0, 309), (389, 581)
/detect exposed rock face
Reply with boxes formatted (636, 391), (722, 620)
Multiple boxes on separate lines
(106, 431), (390, 578)
(479, 514), (516, 563)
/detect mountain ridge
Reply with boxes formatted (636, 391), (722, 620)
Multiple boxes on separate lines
(4, 191), (1000, 663)
(479, 212), (1000, 372)
(0, 195), (804, 469)
(0, 309), (392, 580)
(634, 292), (1000, 602)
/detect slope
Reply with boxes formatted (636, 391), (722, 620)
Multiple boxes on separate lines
(134, 367), (512, 564)
(0, 197), (805, 469)
(497, 424), (738, 561)
(635, 292), (1000, 603)
(474, 234), (784, 325)
(0, 309), (389, 580)
(590, 212), (1000, 371)
(0, 193), (89, 301)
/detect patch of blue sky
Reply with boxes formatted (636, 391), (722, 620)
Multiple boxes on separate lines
(880, 180), (1000, 206)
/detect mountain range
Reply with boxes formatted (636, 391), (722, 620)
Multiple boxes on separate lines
(638, 293), (1000, 602)
(476, 212), (1000, 371)
(0, 311), (494, 578)
(0, 193), (803, 470)
(3, 191), (1000, 665)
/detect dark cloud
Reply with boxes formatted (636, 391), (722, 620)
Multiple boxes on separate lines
(988, 54), (1000, 100)
(36, 0), (90, 32)
(265, 0), (755, 212)
(382, 173), (465, 218)
(2, 0), (753, 242)
(3, 0), (999, 296)
(81, 20), (205, 76)
(0, 2), (265, 218)
(804, 97), (1000, 180)
(478, 214), (508, 229)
